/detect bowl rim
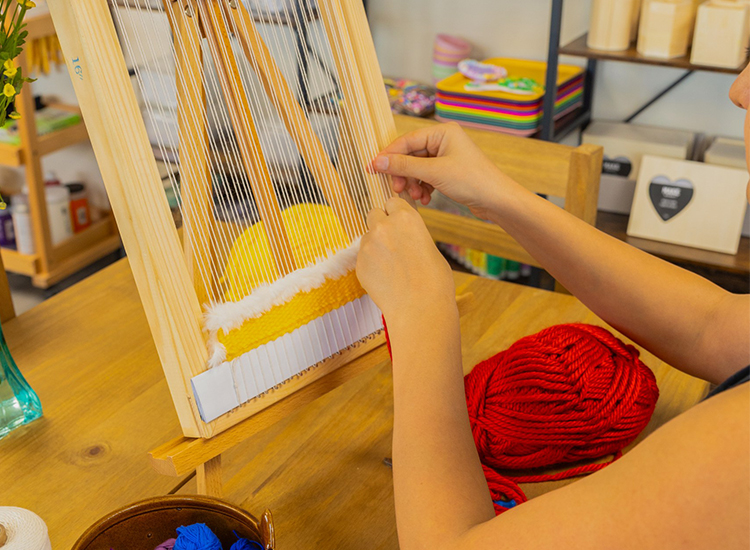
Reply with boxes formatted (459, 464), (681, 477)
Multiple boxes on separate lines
(72, 495), (267, 550)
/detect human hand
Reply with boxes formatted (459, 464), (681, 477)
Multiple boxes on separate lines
(356, 197), (455, 320)
(369, 122), (505, 220)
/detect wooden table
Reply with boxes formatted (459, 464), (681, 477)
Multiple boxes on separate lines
(0, 259), (710, 549)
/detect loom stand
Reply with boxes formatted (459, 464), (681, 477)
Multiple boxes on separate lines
(149, 293), (475, 497)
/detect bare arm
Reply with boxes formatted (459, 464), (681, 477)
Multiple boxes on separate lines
(485, 179), (750, 384)
(357, 199), (495, 549)
(356, 197), (750, 550)
(371, 123), (750, 384)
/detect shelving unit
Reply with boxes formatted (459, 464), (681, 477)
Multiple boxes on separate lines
(539, 0), (747, 142)
(1, 11), (120, 288)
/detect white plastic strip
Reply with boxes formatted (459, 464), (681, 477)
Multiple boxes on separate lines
(191, 295), (382, 422)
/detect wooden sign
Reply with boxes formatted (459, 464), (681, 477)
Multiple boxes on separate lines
(627, 155), (749, 254)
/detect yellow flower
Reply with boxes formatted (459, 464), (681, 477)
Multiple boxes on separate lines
(3, 84), (15, 98)
(17, 0), (36, 8)
(3, 60), (16, 78)
(8, 112), (20, 120)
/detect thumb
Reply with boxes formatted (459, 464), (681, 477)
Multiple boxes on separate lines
(372, 153), (442, 185)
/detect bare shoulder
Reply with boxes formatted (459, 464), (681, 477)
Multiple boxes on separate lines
(463, 383), (750, 550)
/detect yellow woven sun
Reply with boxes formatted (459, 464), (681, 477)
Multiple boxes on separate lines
(218, 203), (365, 361)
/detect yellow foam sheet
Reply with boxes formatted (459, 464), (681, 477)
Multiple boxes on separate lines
(219, 203), (365, 361)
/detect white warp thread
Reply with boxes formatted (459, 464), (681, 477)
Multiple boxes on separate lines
(0, 507), (52, 550)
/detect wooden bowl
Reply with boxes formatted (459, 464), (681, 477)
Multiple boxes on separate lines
(71, 495), (274, 550)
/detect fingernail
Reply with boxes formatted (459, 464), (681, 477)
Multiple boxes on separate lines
(373, 156), (389, 171)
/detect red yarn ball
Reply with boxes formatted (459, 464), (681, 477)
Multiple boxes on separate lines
(465, 323), (659, 514)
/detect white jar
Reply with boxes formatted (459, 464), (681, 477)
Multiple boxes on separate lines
(11, 197), (34, 255)
(45, 185), (73, 245)
(11, 186), (74, 255)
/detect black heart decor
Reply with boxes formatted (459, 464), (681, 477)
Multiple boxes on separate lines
(648, 176), (694, 221)
(602, 155), (632, 177)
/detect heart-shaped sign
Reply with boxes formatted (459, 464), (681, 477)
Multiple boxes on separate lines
(649, 176), (694, 221)
(602, 155), (632, 177)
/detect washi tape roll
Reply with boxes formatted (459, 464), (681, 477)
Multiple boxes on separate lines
(0, 507), (52, 550)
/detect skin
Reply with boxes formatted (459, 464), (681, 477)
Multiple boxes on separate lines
(355, 67), (750, 550)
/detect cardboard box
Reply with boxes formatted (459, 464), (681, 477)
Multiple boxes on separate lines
(583, 121), (694, 214)
(704, 137), (749, 236)
(627, 155), (748, 254)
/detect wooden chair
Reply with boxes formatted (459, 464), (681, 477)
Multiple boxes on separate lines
(394, 115), (603, 289)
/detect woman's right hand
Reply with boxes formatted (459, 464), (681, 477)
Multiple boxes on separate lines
(369, 122), (508, 220)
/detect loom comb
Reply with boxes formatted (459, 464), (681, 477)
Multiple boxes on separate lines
(48, 0), (405, 437)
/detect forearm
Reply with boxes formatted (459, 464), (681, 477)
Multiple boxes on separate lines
(389, 297), (495, 550)
(486, 176), (747, 383)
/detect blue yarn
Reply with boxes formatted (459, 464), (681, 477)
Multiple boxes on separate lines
(229, 539), (263, 550)
(230, 530), (264, 550)
(174, 523), (222, 550)
(493, 499), (517, 509)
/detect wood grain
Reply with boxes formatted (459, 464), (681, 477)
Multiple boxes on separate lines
(0, 259), (710, 549)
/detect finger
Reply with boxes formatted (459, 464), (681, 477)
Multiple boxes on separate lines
(407, 179), (423, 201)
(384, 196), (411, 215)
(391, 175), (407, 193)
(366, 207), (387, 228)
(372, 153), (442, 184)
(378, 124), (450, 157)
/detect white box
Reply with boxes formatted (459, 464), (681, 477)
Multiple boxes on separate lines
(704, 137), (749, 237)
(627, 155), (748, 254)
(583, 121), (694, 214)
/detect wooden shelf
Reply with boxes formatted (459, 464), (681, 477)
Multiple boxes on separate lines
(596, 211), (750, 274)
(0, 108), (88, 167)
(559, 34), (747, 75)
(1, 215), (122, 288)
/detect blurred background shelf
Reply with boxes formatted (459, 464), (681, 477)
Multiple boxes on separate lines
(559, 34), (747, 75)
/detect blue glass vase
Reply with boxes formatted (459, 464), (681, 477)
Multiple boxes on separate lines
(0, 319), (42, 439)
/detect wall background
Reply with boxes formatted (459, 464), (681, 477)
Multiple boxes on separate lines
(368, 0), (744, 140)
(2, 1), (743, 208)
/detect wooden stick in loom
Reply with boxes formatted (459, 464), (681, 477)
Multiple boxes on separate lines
(165, 0), (216, 306)
(225, 0), (361, 242)
(316, 0), (391, 210)
(199, 0), (296, 276)
(318, 0), (416, 208)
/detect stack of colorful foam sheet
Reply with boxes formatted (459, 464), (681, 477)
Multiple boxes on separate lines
(435, 58), (584, 136)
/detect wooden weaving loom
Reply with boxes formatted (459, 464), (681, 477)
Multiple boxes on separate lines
(47, 0), (415, 492)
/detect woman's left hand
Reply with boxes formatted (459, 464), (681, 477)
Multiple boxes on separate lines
(356, 197), (456, 320)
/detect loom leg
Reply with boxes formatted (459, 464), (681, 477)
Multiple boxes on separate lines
(196, 455), (223, 498)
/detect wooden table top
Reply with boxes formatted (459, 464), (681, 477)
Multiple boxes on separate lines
(0, 259), (710, 549)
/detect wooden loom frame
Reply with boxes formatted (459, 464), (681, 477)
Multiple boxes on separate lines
(47, 0), (399, 441)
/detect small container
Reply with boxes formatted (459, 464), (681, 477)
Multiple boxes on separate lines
(45, 185), (73, 245)
(0, 204), (15, 248)
(638, 0), (696, 59)
(12, 186), (74, 255)
(691, 1), (750, 69)
(588, 0), (639, 51)
(11, 196), (34, 255)
(65, 182), (91, 233)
